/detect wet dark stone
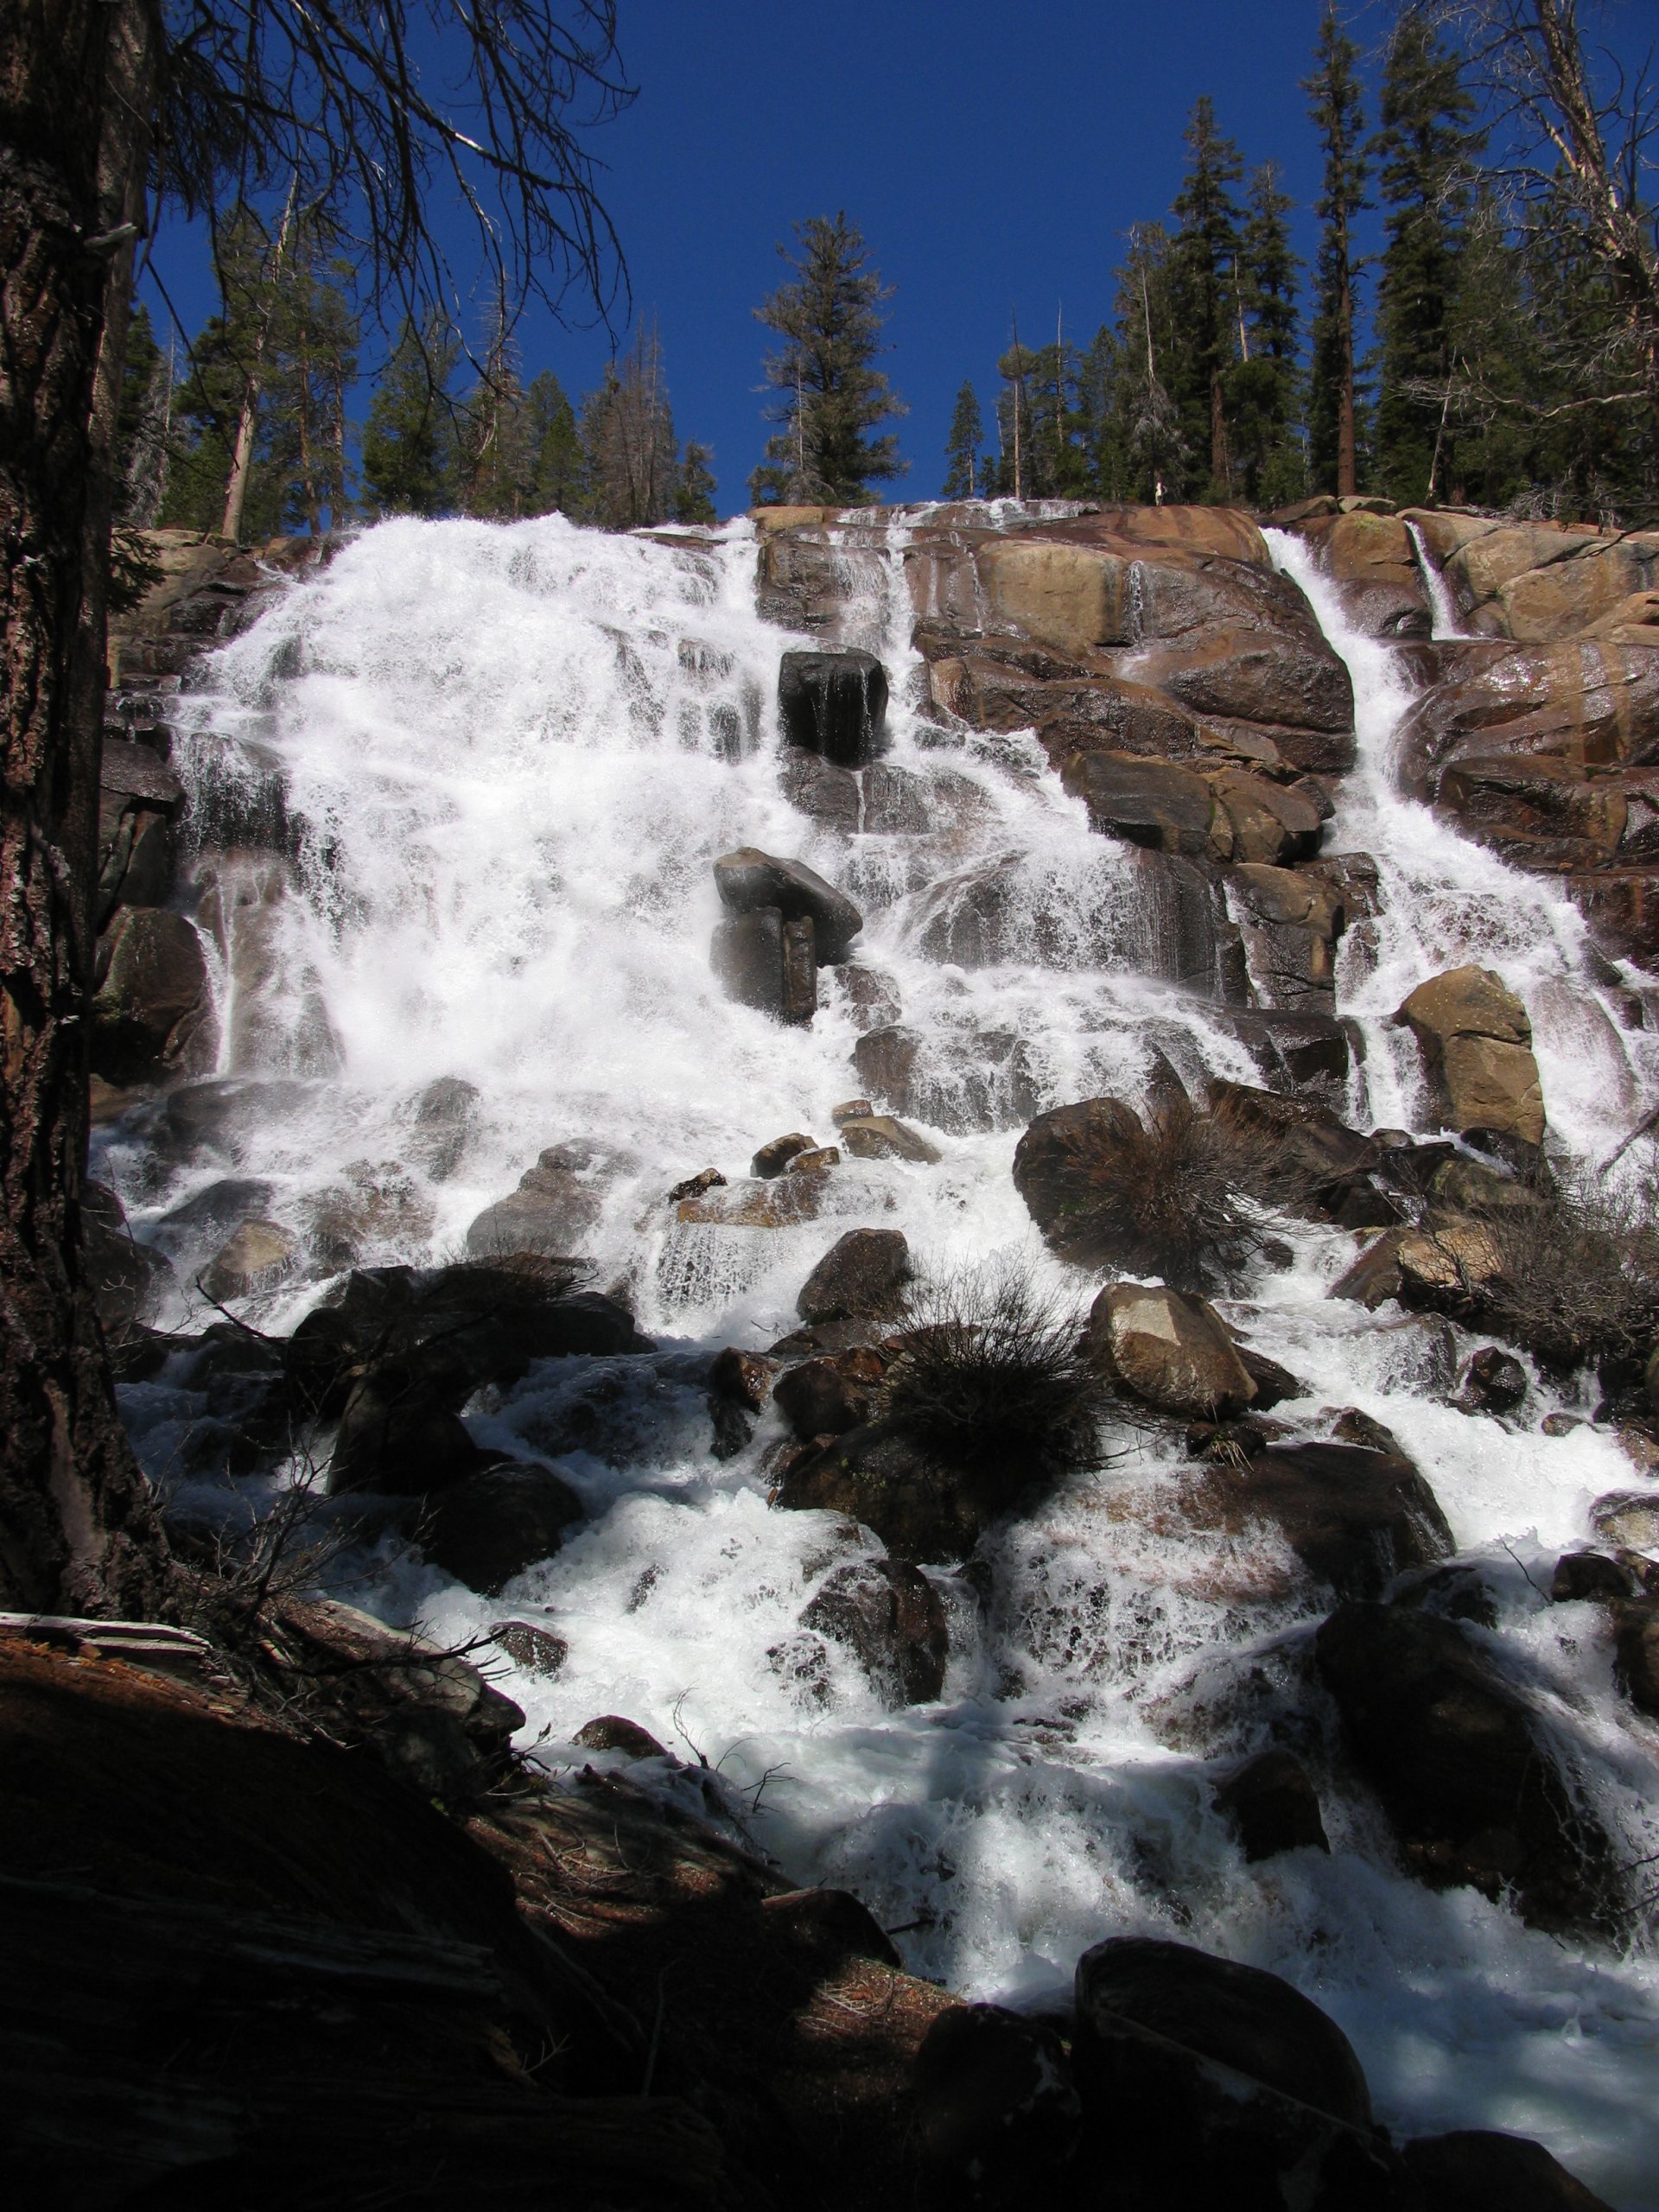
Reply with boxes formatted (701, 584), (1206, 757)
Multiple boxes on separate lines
(1403, 2129), (1615, 2212)
(1214, 1748), (1330, 1861)
(779, 647), (889, 766)
(913, 2004), (1080, 2188)
(712, 906), (785, 1014)
(572, 1714), (667, 1759)
(418, 1463), (585, 1595)
(800, 1556), (948, 1705)
(1314, 1601), (1616, 1929)
(796, 1228), (912, 1324)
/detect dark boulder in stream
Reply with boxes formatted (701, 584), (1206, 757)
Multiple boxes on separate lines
(778, 645), (889, 766)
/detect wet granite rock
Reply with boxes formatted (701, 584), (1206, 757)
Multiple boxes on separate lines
(1214, 1749), (1330, 1861)
(778, 648), (889, 766)
(419, 1463), (585, 1595)
(1314, 1600), (1615, 1929)
(796, 1229), (912, 1324)
(799, 1557), (948, 1705)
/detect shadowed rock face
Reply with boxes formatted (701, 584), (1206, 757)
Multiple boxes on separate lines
(1314, 1601), (1616, 1930)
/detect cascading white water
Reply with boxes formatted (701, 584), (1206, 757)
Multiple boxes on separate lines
(107, 509), (1659, 2206)
(1404, 518), (1469, 642)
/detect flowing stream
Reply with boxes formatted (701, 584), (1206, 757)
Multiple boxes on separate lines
(105, 510), (1659, 2205)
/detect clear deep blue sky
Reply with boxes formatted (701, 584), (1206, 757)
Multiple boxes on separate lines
(137, 0), (1653, 517)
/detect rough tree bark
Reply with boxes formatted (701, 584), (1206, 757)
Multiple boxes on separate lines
(0, 0), (174, 1614)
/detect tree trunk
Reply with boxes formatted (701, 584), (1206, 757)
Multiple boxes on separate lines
(0, 0), (174, 1616)
(1337, 258), (1358, 499)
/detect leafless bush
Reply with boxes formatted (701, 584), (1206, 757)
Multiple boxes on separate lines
(880, 1260), (1111, 1486)
(1467, 1166), (1659, 1372)
(1047, 1094), (1286, 1294)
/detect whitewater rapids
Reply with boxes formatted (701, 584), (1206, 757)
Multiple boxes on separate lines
(104, 508), (1659, 2206)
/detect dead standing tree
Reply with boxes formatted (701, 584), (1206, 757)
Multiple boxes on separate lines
(1431, 0), (1659, 436)
(0, 0), (630, 1615)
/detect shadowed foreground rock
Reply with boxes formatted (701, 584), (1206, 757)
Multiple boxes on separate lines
(1315, 1601), (1616, 1929)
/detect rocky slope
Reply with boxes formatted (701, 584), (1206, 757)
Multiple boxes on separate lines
(51, 497), (1659, 2206)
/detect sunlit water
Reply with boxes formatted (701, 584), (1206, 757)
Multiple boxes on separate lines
(104, 510), (1659, 2204)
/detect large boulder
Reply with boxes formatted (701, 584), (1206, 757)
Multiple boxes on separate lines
(974, 536), (1133, 656)
(799, 1557), (948, 1706)
(419, 1463), (585, 1594)
(1061, 748), (1229, 859)
(1071, 1936), (1403, 2210)
(1298, 508), (1432, 638)
(777, 648), (889, 766)
(1077, 1937), (1371, 2128)
(1396, 966), (1545, 1149)
(91, 907), (214, 1082)
(1190, 1441), (1454, 1599)
(1403, 2130), (1616, 2212)
(773, 1345), (888, 1440)
(912, 2004), (1081, 2194)
(466, 1144), (605, 1260)
(1314, 1601), (1614, 1928)
(796, 1229), (912, 1323)
(713, 847), (862, 963)
(1088, 1283), (1256, 1418)
(1395, 639), (1659, 796)
(327, 1354), (489, 1497)
(774, 1420), (994, 1564)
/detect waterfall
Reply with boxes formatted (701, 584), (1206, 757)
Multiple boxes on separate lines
(104, 509), (1659, 2206)
(1405, 518), (1469, 641)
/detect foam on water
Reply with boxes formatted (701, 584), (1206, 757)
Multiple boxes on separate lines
(108, 509), (1659, 2205)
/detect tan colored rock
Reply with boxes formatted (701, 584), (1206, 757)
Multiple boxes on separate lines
(202, 1218), (299, 1301)
(836, 1116), (943, 1165)
(1397, 966), (1544, 1147)
(1396, 640), (1659, 795)
(975, 538), (1132, 658)
(1398, 964), (1530, 1048)
(1497, 538), (1658, 642)
(1205, 769), (1324, 866)
(1088, 1283), (1256, 1417)
(1228, 863), (1343, 936)
(1398, 510), (1500, 565)
(677, 1177), (824, 1227)
(1585, 588), (1659, 646)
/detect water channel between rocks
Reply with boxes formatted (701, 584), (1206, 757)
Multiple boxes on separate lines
(104, 508), (1659, 2206)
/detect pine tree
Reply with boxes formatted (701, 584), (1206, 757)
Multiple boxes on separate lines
(580, 321), (680, 529)
(1169, 95), (1245, 499)
(1371, 7), (1484, 504)
(1115, 225), (1190, 505)
(991, 331), (1039, 499)
(673, 441), (718, 524)
(524, 370), (584, 514)
(1229, 162), (1305, 507)
(457, 294), (532, 519)
(158, 211), (276, 534)
(749, 213), (906, 505)
(360, 319), (458, 517)
(942, 380), (985, 498)
(260, 224), (359, 531)
(1077, 323), (1132, 501)
(1304, 7), (1370, 496)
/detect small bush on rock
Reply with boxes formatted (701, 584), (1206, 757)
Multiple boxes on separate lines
(1465, 1167), (1659, 1372)
(880, 1261), (1110, 1487)
(1017, 1092), (1280, 1294)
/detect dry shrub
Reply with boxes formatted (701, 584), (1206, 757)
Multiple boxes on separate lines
(1048, 1093), (1282, 1294)
(880, 1260), (1111, 1490)
(1467, 1166), (1659, 1373)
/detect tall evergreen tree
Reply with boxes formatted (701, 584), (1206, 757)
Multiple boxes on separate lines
(990, 331), (1039, 499)
(1115, 225), (1190, 504)
(1169, 95), (1245, 499)
(524, 370), (584, 514)
(1303, 7), (1370, 495)
(1371, 7), (1484, 504)
(750, 213), (906, 505)
(673, 441), (718, 524)
(115, 302), (173, 525)
(360, 319), (458, 517)
(942, 380), (985, 498)
(580, 321), (680, 529)
(260, 225), (359, 531)
(457, 295), (532, 519)
(1230, 162), (1305, 506)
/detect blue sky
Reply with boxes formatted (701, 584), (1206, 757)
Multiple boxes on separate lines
(139, 0), (1655, 516)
